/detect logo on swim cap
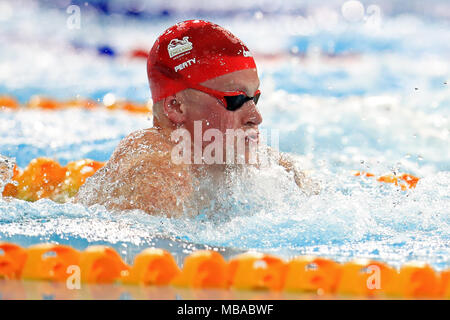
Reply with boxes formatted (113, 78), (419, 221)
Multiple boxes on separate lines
(167, 36), (193, 58)
(148, 20), (257, 103)
(242, 46), (252, 57)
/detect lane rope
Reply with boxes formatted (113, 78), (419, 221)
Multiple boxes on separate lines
(0, 242), (448, 298)
(0, 94), (151, 114)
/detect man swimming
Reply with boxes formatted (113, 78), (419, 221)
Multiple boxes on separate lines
(74, 20), (317, 216)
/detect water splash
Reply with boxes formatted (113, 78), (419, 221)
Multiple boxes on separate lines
(0, 154), (15, 196)
(0, 162), (448, 270)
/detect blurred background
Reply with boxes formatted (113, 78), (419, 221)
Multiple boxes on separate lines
(0, 1), (449, 268)
(0, 0), (449, 172)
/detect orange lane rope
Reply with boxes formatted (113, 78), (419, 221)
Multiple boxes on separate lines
(2, 159), (420, 201)
(2, 158), (105, 202)
(0, 243), (448, 298)
(0, 94), (151, 114)
(353, 171), (419, 191)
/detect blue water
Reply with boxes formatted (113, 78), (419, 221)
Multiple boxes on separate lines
(0, 1), (449, 270)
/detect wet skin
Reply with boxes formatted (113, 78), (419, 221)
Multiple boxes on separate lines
(74, 69), (315, 215)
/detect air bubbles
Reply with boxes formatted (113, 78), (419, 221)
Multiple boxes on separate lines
(103, 93), (116, 107)
(341, 0), (365, 23)
(0, 154), (15, 194)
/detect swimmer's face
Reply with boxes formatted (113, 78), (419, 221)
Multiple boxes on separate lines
(179, 68), (262, 163)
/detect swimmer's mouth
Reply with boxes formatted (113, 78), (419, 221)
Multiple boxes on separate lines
(245, 129), (259, 143)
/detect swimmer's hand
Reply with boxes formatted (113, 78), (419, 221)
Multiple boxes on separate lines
(266, 147), (320, 195)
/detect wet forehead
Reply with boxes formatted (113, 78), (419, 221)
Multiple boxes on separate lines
(202, 69), (260, 95)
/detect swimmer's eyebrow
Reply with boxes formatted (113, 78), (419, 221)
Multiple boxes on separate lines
(233, 82), (260, 96)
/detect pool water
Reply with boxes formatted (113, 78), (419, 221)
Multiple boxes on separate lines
(0, 1), (449, 270)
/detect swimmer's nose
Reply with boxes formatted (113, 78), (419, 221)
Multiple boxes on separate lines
(242, 102), (263, 126)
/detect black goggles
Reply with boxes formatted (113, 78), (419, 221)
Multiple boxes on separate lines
(188, 82), (261, 111)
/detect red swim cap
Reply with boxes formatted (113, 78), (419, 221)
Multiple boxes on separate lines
(147, 20), (257, 103)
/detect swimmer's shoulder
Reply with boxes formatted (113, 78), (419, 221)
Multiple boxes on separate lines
(118, 127), (163, 149)
(111, 128), (172, 162)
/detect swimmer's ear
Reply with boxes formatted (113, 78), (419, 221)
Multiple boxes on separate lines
(163, 95), (186, 125)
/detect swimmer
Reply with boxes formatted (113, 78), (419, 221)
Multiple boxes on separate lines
(74, 20), (318, 216)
